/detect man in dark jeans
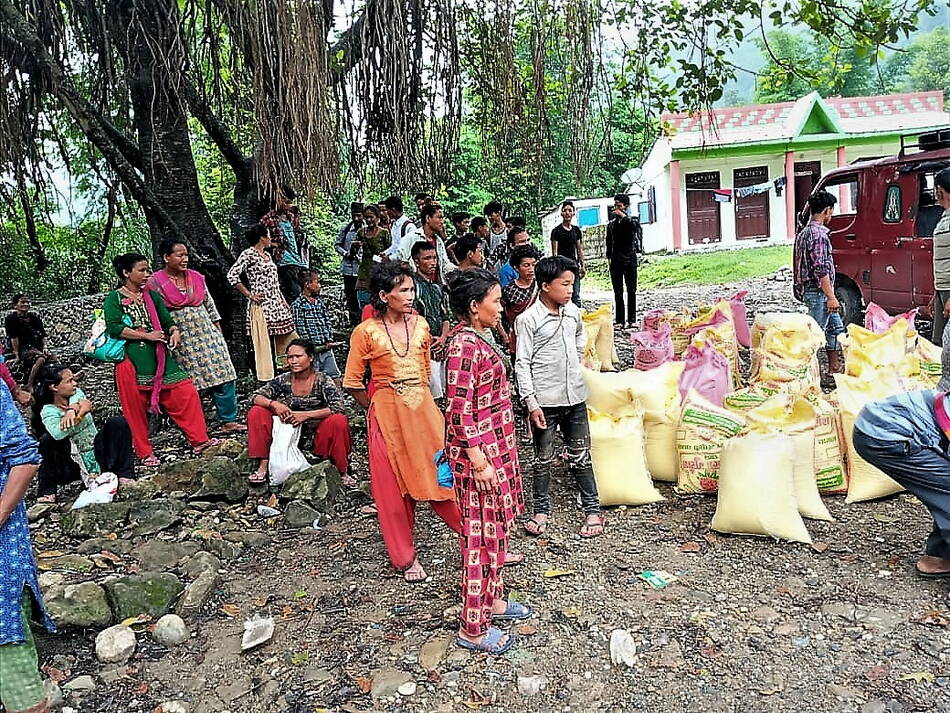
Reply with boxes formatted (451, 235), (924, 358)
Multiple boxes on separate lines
(605, 194), (642, 329)
(853, 390), (950, 578)
(514, 256), (604, 539)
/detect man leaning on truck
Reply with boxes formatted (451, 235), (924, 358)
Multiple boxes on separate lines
(930, 167), (950, 346)
(793, 190), (846, 381)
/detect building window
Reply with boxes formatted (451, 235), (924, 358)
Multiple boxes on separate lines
(883, 185), (902, 223)
(578, 206), (601, 228)
(638, 187), (656, 224)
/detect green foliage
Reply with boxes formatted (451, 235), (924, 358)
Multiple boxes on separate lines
(585, 245), (792, 290)
(754, 29), (882, 103)
(884, 28), (950, 99)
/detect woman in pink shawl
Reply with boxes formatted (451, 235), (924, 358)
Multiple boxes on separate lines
(146, 239), (245, 433)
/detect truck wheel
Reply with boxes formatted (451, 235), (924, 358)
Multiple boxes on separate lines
(835, 284), (863, 327)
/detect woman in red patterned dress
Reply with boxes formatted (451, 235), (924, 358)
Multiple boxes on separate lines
(444, 268), (529, 655)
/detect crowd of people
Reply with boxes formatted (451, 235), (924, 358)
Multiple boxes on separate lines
(0, 191), (630, 710)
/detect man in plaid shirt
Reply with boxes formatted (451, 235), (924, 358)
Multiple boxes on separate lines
(292, 271), (341, 384)
(793, 190), (845, 378)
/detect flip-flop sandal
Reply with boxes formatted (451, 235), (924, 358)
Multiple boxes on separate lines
(492, 601), (533, 622)
(359, 504), (378, 516)
(403, 565), (428, 583)
(456, 626), (514, 655)
(36, 495), (56, 504)
(579, 515), (606, 539)
(248, 471), (268, 485)
(141, 454), (161, 467)
(503, 552), (525, 566)
(916, 567), (950, 580)
(524, 516), (548, 536)
(194, 438), (222, 455)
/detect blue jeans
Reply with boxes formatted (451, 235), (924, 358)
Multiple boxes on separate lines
(211, 381), (239, 423)
(530, 403), (600, 515)
(853, 428), (950, 558)
(803, 287), (845, 350)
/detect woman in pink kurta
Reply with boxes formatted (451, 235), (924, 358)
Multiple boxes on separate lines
(444, 268), (528, 656)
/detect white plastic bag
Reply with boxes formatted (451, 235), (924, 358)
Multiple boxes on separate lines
(268, 416), (309, 486)
(71, 471), (118, 510)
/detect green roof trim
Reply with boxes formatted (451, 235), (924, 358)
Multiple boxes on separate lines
(793, 92), (845, 137)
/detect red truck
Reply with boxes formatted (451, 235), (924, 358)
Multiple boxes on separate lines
(807, 129), (950, 329)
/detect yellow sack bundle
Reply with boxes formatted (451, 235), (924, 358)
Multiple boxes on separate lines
(840, 320), (913, 378)
(588, 408), (664, 506)
(582, 304), (620, 372)
(645, 309), (692, 358)
(645, 418), (679, 482)
(751, 313), (826, 352)
(745, 395), (833, 521)
(723, 383), (784, 413)
(750, 348), (821, 389)
(583, 362), (685, 421)
(801, 389), (848, 494)
(834, 374), (906, 503)
(915, 336), (942, 387)
(711, 431), (812, 544)
(675, 391), (746, 494)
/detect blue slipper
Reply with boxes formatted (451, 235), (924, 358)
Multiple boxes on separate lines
(492, 600), (533, 622)
(456, 626), (514, 655)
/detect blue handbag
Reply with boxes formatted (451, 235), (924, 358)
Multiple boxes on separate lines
(434, 449), (453, 488)
(84, 310), (132, 363)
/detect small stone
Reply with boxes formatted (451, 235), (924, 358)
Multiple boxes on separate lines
(129, 498), (185, 536)
(202, 538), (242, 561)
(98, 664), (126, 685)
(114, 477), (160, 501)
(76, 538), (133, 556)
(132, 541), (199, 571)
(63, 675), (96, 692)
(371, 668), (412, 699)
(861, 701), (887, 713)
(153, 614), (189, 646)
(181, 552), (223, 579)
(60, 502), (131, 538)
(95, 625), (137, 664)
(397, 681), (417, 696)
(104, 572), (184, 620)
(158, 701), (190, 713)
(283, 500), (321, 529)
(176, 568), (221, 617)
(517, 674), (549, 696)
(223, 532), (272, 548)
(280, 462), (342, 511)
(45, 582), (113, 629)
(303, 667), (332, 684)
(44, 680), (64, 708)
(28, 502), (56, 522)
(751, 606), (780, 624)
(419, 634), (453, 671)
(43, 554), (95, 573)
(828, 683), (865, 701)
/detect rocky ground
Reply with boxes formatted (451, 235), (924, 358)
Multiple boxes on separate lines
(23, 268), (950, 713)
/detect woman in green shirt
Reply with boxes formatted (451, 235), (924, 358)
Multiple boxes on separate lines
(31, 365), (134, 502)
(104, 253), (216, 467)
(355, 205), (392, 309)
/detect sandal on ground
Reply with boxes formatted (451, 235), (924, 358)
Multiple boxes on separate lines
(193, 438), (222, 455)
(141, 454), (161, 467)
(916, 555), (950, 579)
(219, 422), (247, 433)
(36, 494), (56, 504)
(579, 514), (606, 539)
(248, 470), (268, 485)
(503, 551), (525, 566)
(456, 626), (514, 655)
(524, 515), (548, 536)
(492, 601), (533, 622)
(403, 560), (428, 583)
(359, 504), (378, 516)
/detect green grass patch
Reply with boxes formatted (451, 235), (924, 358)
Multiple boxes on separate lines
(584, 245), (791, 290)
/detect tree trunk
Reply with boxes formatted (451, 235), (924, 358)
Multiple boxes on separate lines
(15, 168), (48, 272)
(87, 185), (117, 294)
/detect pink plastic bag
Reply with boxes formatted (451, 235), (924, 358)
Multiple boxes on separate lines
(723, 291), (750, 347)
(864, 301), (918, 334)
(682, 307), (730, 336)
(630, 323), (674, 370)
(642, 309), (672, 331)
(678, 344), (730, 407)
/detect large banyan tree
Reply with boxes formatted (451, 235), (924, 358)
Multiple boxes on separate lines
(0, 0), (936, 336)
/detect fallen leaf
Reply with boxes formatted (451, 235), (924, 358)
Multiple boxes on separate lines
(103, 532), (118, 540)
(543, 568), (576, 578)
(98, 550), (123, 563)
(266, 494), (278, 508)
(679, 541), (701, 553)
(703, 533), (719, 544)
(120, 614), (152, 630)
(516, 624), (537, 636)
(133, 682), (150, 695)
(290, 651), (310, 665)
(898, 671), (935, 683)
(40, 665), (67, 682)
(220, 604), (241, 618)
(37, 550), (66, 559)
(912, 610), (950, 628)
(811, 542), (829, 553)
(873, 513), (899, 523)
(561, 606), (582, 618)
(293, 590), (308, 599)
(354, 676), (372, 693)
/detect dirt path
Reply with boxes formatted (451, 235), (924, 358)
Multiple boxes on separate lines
(32, 273), (950, 713)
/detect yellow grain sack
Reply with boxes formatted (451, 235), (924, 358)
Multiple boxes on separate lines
(723, 388), (770, 413)
(582, 304), (619, 372)
(588, 408), (664, 506)
(841, 320), (912, 378)
(744, 395), (833, 521)
(644, 309), (691, 357)
(645, 416), (679, 483)
(751, 313), (825, 352)
(583, 362), (685, 422)
(802, 390), (848, 494)
(675, 391), (746, 494)
(711, 432), (812, 543)
(750, 348), (820, 388)
(834, 374), (906, 503)
(915, 336), (942, 387)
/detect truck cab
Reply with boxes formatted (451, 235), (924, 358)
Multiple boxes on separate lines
(808, 129), (950, 327)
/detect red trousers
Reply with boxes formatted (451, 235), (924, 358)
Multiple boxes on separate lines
(246, 405), (352, 474)
(368, 408), (462, 570)
(115, 359), (209, 459)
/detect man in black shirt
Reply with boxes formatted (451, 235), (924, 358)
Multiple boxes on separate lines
(605, 194), (643, 328)
(551, 200), (586, 306)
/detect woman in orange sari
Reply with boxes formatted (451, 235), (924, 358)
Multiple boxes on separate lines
(344, 262), (462, 582)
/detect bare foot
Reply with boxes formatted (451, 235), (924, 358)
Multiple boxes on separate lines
(404, 559), (428, 582)
(524, 514), (548, 536)
(36, 494), (56, 504)
(579, 513), (605, 538)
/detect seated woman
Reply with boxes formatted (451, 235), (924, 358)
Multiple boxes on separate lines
(31, 365), (134, 503)
(5, 293), (49, 391)
(246, 339), (352, 485)
(105, 253), (217, 466)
